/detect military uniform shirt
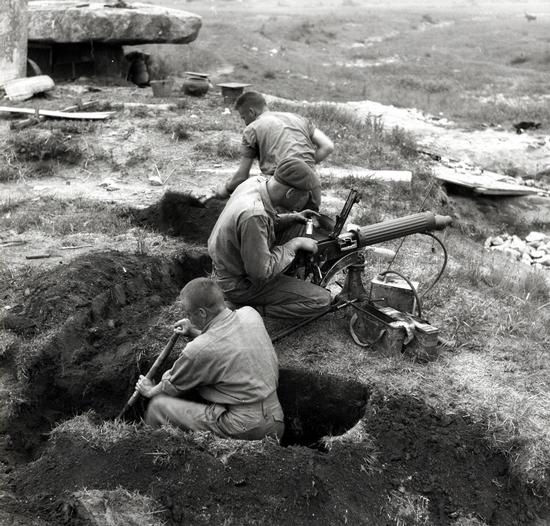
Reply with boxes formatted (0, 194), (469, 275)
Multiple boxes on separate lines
(241, 111), (317, 175)
(208, 176), (297, 288)
(159, 307), (279, 405)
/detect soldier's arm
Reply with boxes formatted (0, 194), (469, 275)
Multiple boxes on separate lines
(216, 157), (254, 198)
(312, 128), (334, 164)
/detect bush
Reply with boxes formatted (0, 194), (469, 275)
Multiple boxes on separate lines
(157, 118), (191, 141)
(8, 129), (83, 164)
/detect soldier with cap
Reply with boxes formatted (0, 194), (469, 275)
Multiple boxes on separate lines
(213, 90), (334, 206)
(208, 158), (332, 319)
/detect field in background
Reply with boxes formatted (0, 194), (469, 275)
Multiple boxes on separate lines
(140, 0), (550, 130)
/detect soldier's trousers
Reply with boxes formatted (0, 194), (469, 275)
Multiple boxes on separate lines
(220, 274), (332, 320)
(145, 391), (285, 441)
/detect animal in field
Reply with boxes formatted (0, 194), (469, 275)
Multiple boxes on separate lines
(524, 12), (537, 22)
(513, 121), (541, 134)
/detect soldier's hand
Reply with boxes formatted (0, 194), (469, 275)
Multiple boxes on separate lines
(294, 209), (320, 223)
(136, 375), (155, 398)
(213, 182), (231, 200)
(174, 318), (193, 335)
(289, 237), (319, 254)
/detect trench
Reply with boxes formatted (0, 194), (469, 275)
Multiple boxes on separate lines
(1, 252), (549, 526)
(1, 251), (367, 458)
(278, 367), (370, 448)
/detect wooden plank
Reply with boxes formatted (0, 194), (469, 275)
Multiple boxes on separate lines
(473, 186), (539, 196)
(0, 106), (113, 120)
(10, 100), (98, 130)
(433, 165), (539, 196)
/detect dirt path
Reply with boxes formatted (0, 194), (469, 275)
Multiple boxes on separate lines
(347, 100), (550, 176)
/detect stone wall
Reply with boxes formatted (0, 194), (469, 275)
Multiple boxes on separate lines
(0, 0), (28, 84)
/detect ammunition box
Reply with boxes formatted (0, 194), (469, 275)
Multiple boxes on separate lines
(350, 302), (440, 362)
(369, 275), (419, 314)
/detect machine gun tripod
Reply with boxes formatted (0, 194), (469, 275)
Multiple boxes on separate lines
(273, 190), (452, 351)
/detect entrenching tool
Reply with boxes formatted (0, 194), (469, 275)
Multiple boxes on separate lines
(116, 332), (182, 420)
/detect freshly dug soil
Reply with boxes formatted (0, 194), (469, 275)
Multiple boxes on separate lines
(128, 191), (225, 244)
(1, 250), (211, 452)
(8, 389), (549, 526)
(1, 246), (548, 526)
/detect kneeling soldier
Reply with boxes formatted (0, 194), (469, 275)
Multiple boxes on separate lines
(135, 278), (284, 440)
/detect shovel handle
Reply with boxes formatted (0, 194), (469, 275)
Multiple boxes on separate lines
(116, 332), (181, 420)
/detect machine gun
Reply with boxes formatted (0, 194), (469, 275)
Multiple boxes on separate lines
(299, 190), (452, 291)
(274, 190), (452, 351)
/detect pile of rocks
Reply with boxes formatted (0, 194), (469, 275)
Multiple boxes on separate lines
(485, 231), (550, 268)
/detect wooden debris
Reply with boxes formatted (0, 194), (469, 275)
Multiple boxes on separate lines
(0, 106), (113, 120)
(0, 240), (27, 248)
(3, 75), (55, 102)
(11, 100), (98, 130)
(25, 254), (52, 259)
(122, 102), (176, 111)
(433, 165), (540, 196)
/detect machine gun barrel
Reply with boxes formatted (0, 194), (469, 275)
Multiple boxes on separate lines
(355, 212), (452, 247)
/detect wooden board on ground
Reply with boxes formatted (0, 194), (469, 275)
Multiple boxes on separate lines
(433, 165), (540, 196)
(0, 106), (114, 120)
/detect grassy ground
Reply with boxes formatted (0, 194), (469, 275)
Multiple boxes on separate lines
(141, 0), (550, 130)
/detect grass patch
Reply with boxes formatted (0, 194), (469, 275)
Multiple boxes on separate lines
(51, 412), (141, 451)
(268, 100), (419, 169)
(40, 120), (98, 135)
(0, 196), (131, 236)
(193, 134), (241, 159)
(7, 129), (84, 164)
(0, 143), (56, 182)
(71, 488), (166, 526)
(0, 152), (21, 182)
(156, 117), (191, 141)
(454, 250), (550, 304)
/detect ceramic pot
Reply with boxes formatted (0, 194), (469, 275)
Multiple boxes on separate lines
(182, 71), (210, 96)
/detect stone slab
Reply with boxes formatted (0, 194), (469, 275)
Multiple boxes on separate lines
(28, 1), (201, 45)
(433, 165), (541, 196)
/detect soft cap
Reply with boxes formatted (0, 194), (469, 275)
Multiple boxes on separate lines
(273, 158), (320, 191)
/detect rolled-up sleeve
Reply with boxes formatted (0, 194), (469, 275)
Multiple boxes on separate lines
(240, 216), (296, 283)
(159, 349), (203, 396)
(240, 127), (258, 159)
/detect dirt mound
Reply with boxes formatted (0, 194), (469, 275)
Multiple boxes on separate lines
(1, 250), (211, 451)
(363, 392), (548, 524)
(2, 250), (207, 335)
(128, 192), (225, 244)
(8, 387), (549, 526)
